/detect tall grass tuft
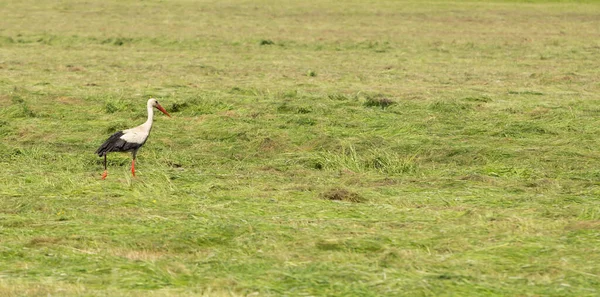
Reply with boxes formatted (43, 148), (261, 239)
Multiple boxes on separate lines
(316, 144), (418, 174)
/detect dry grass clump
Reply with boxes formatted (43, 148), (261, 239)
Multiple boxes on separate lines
(321, 188), (365, 203)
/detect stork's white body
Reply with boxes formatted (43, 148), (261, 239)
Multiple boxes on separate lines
(119, 126), (150, 145)
(119, 102), (156, 145)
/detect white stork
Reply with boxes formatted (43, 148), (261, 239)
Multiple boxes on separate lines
(95, 98), (171, 179)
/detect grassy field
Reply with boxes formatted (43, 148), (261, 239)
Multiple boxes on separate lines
(1, 0), (600, 296)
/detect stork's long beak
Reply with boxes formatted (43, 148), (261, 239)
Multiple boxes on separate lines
(156, 104), (171, 117)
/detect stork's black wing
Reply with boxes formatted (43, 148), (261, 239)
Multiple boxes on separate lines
(95, 131), (141, 156)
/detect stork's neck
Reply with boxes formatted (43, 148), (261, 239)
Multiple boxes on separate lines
(142, 101), (154, 130)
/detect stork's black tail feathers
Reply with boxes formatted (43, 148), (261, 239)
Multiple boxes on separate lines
(96, 131), (125, 156)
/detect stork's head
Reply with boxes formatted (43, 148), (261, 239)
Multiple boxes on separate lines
(148, 98), (171, 117)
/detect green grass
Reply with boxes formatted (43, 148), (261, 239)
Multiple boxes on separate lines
(1, 0), (600, 296)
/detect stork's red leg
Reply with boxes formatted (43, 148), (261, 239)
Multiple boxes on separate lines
(101, 154), (108, 180)
(131, 150), (138, 177)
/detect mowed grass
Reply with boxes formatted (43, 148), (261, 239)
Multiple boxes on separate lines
(1, 0), (600, 295)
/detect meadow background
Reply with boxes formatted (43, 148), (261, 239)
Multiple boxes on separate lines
(1, 0), (600, 296)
